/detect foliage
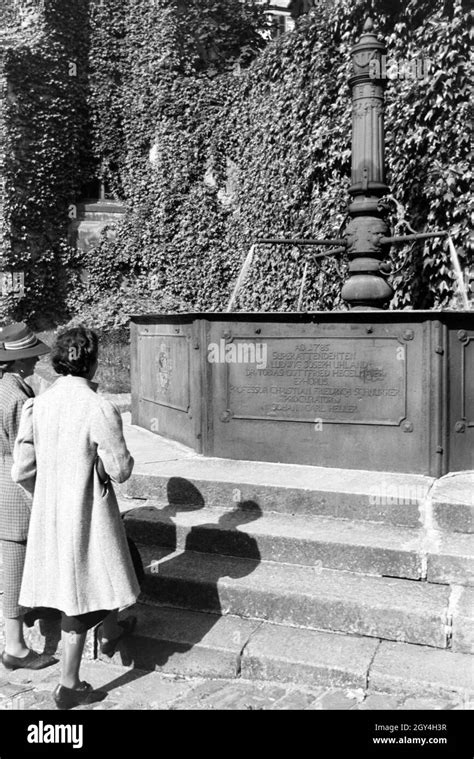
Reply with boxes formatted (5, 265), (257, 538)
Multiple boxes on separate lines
(1, 0), (90, 327)
(87, 0), (127, 199)
(66, 276), (192, 335)
(1, 0), (471, 327)
(380, 0), (472, 307)
(65, 0), (268, 320)
(85, 0), (472, 314)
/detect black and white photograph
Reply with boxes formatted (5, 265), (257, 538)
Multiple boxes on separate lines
(0, 0), (472, 751)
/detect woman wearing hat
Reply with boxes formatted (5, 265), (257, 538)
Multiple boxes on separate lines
(0, 322), (55, 670)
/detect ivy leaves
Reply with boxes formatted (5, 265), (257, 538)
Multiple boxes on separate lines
(3, 0), (91, 326)
(2, 0), (471, 329)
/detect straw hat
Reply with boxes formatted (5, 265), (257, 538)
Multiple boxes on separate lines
(0, 322), (50, 362)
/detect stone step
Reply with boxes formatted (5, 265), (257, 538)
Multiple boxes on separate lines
(123, 420), (472, 533)
(242, 624), (474, 701)
(241, 623), (381, 691)
(451, 586), (474, 654)
(126, 462), (432, 529)
(75, 213), (123, 226)
(426, 532), (474, 586)
(73, 212), (124, 222)
(124, 503), (474, 584)
(1, 568), (471, 700)
(369, 640), (474, 700)
(0, 640), (468, 712)
(77, 201), (126, 214)
(431, 473), (474, 534)
(94, 604), (472, 700)
(124, 504), (425, 579)
(137, 545), (451, 648)
(17, 600), (469, 701)
(96, 603), (262, 679)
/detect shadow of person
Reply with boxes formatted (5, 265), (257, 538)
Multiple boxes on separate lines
(111, 497), (263, 679)
(167, 477), (206, 510)
(122, 477), (206, 562)
(147, 498), (263, 615)
(185, 500), (263, 561)
(160, 476), (207, 556)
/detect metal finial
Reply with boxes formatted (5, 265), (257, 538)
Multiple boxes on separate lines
(363, 17), (374, 32)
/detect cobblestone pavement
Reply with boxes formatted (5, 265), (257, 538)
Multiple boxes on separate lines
(0, 660), (469, 711)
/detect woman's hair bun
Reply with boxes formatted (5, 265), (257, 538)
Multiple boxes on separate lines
(52, 327), (99, 378)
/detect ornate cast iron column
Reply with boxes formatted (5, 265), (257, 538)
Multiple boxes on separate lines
(243, 17), (448, 312)
(341, 17), (394, 310)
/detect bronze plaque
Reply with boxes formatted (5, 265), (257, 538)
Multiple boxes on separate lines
(226, 336), (407, 425)
(139, 334), (190, 413)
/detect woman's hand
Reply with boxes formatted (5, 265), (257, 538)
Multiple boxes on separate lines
(96, 457), (109, 484)
(96, 456), (109, 482)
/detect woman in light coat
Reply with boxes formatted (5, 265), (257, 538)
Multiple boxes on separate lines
(12, 326), (140, 709)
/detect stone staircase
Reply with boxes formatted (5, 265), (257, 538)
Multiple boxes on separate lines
(4, 420), (473, 703)
(96, 426), (474, 701)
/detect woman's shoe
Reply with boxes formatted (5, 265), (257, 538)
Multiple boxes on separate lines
(53, 681), (107, 710)
(1, 649), (57, 671)
(99, 616), (137, 657)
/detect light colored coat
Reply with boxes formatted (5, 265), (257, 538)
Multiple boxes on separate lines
(12, 375), (140, 616)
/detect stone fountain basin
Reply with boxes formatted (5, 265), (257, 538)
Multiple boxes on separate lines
(130, 311), (473, 476)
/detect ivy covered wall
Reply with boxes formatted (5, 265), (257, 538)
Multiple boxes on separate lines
(1, 0), (472, 329)
(79, 0), (471, 327)
(68, 0), (268, 327)
(1, 0), (90, 326)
